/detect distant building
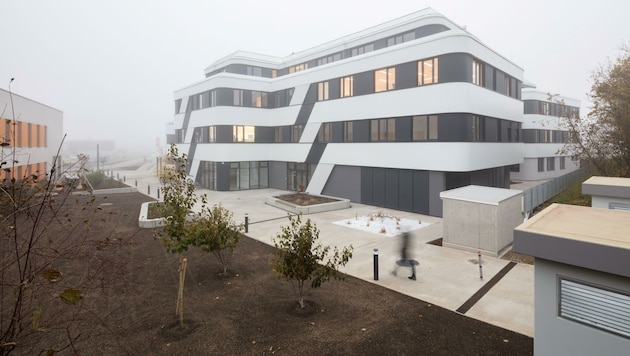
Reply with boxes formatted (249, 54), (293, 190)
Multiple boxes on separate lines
(0, 88), (63, 181)
(511, 84), (580, 181)
(64, 139), (116, 166)
(172, 8), (525, 217)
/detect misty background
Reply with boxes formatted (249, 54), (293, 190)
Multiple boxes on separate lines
(1, 0), (628, 158)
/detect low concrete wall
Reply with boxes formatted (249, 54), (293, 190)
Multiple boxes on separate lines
(92, 187), (138, 195)
(138, 202), (166, 228)
(265, 195), (350, 214)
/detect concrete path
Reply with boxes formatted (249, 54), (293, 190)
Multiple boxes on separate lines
(110, 166), (534, 337)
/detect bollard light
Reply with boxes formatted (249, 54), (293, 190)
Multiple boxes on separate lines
(244, 213), (249, 233)
(373, 248), (379, 281)
(148, 185), (151, 195)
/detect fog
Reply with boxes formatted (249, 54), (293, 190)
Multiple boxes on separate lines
(1, 0), (628, 158)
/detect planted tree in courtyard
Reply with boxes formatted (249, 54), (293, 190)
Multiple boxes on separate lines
(192, 202), (243, 274)
(270, 214), (353, 308)
(559, 45), (630, 177)
(156, 144), (197, 254)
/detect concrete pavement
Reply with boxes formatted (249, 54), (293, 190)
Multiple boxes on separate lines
(111, 166), (534, 337)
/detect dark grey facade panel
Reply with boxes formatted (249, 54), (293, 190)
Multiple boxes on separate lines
(445, 172), (471, 190)
(361, 167), (373, 204)
(216, 162), (230, 191)
(322, 165), (361, 202)
(522, 129), (538, 143)
(395, 62), (416, 90)
(385, 169), (399, 209)
(295, 103), (315, 126)
(415, 24), (449, 38)
(484, 117), (498, 142)
(282, 126), (292, 143)
(304, 83), (318, 104)
(353, 120), (370, 142)
(305, 143), (327, 164)
(243, 90), (252, 107)
(331, 122), (344, 143)
(398, 170), (414, 211)
(396, 116), (412, 141)
(216, 88), (233, 106)
(256, 126), (274, 143)
(166, 133), (176, 145)
(439, 113), (469, 142)
(494, 71), (506, 95)
(215, 125), (233, 143)
(329, 79), (340, 100)
(182, 96), (193, 130)
(353, 71), (375, 96)
(269, 161), (287, 190)
(373, 38), (387, 51)
(428, 171), (445, 217)
(483, 64), (494, 90)
(413, 170), (430, 215)
(372, 168), (386, 207)
(438, 53), (469, 83)
(471, 169), (490, 186)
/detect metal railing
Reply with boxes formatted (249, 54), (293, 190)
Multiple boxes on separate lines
(521, 169), (586, 215)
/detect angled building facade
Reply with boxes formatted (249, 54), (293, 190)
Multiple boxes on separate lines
(511, 85), (580, 181)
(0, 88), (63, 182)
(171, 8), (525, 217)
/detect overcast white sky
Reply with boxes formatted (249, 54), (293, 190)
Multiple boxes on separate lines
(1, 0), (628, 155)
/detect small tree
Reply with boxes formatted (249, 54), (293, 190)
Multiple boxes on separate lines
(270, 214), (353, 308)
(192, 203), (243, 274)
(156, 144), (197, 254)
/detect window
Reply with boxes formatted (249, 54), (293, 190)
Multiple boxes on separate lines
(375, 67), (396, 92)
(472, 59), (484, 86)
(472, 115), (483, 141)
(344, 122), (353, 142)
(547, 157), (555, 171)
(233, 89), (243, 106)
(541, 101), (550, 115)
(340, 76), (353, 97)
(370, 118), (395, 141)
(317, 123), (331, 142)
(505, 76), (512, 96)
(418, 57), (439, 85)
(275, 127), (284, 143)
(351, 43), (374, 57)
(317, 81), (329, 101)
(538, 158), (545, 172)
(289, 63), (308, 73)
(386, 31), (414, 47)
(251, 91), (267, 107)
(412, 115), (438, 141)
(208, 126), (216, 143)
(560, 156), (566, 170)
(292, 125), (303, 142)
(233, 126), (255, 142)
(317, 53), (341, 66)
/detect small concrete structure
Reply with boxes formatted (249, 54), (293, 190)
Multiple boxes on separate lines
(440, 185), (523, 256)
(514, 204), (630, 355)
(582, 176), (630, 210)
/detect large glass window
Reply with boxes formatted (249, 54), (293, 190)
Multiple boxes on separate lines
(418, 57), (439, 85)
(412, 115), (438, 141)
(251, 91), (267, 107)
(371, 118), (395, 141)
(538, 158), (545, 172)
(344, 122), (353, 142)
(472, 59), (484, 86)
(317, 81), (329, 101)
(547, 157), (555, 171)
(292, 125), (303, 142)
(316, 123), (331, 142)
(472, 115), (483, 141)
(275, 127), (284, 143)
(233, 89), (243, 106)
(233, 126), (255, 142)
(340, 76), (353, 97)
(229, 161), (269, 191)
(560, 156), (566, 170)
(375, 67), (396, 92)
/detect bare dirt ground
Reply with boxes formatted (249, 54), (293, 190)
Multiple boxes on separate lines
(21, 192), (532, 355)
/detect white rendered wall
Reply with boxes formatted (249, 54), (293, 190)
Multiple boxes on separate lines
(591, 196), (630, 210)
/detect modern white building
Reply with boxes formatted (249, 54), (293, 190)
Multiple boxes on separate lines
(0, 88), (63, 182)
(171, 8), (525, 217)
(511, 85), (580, 181)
